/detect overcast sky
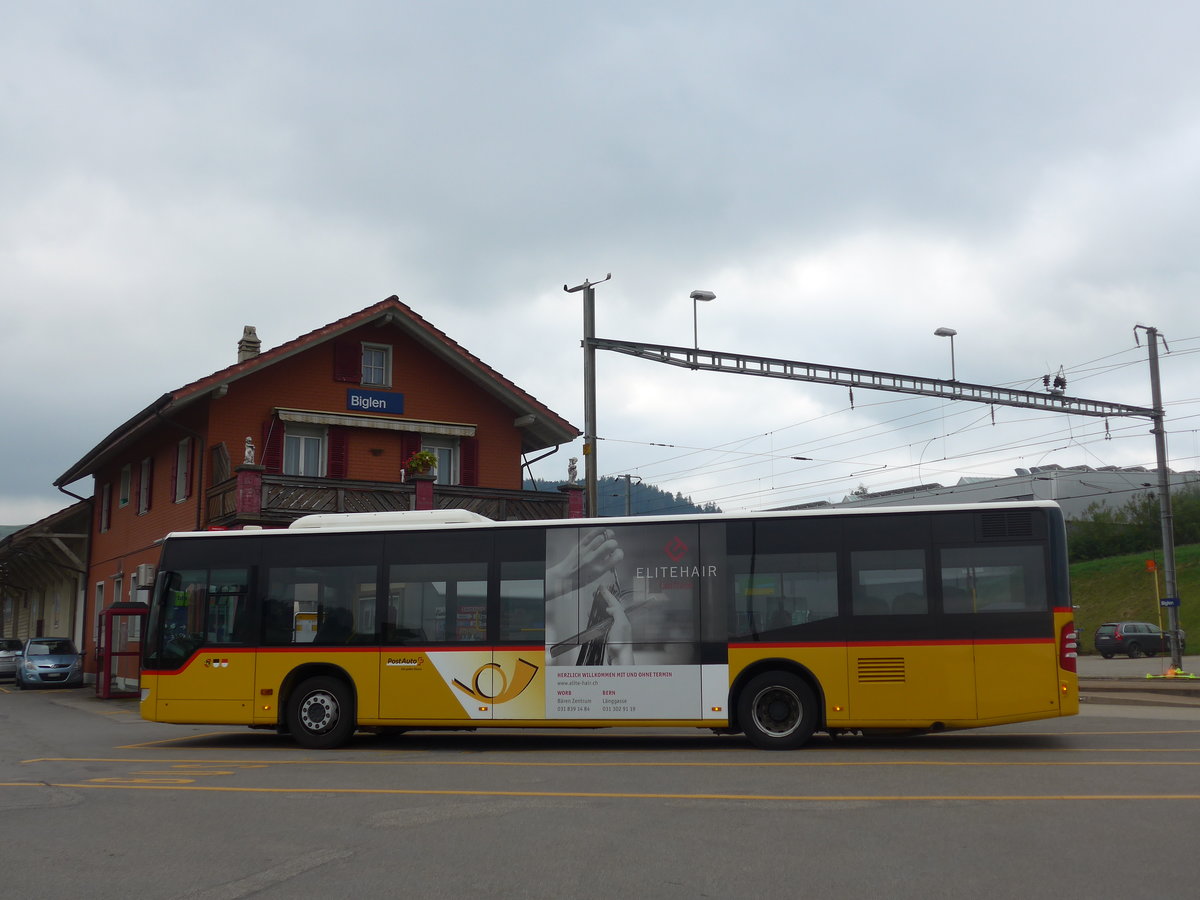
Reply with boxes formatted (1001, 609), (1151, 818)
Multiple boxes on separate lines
(4, 1), (1200, 525)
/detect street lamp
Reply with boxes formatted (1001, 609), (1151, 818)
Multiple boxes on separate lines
(691, 290), (716, 350)
(934, 326), (957, 381)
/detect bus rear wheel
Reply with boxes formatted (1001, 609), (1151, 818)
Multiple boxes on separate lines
(738, 671), (818, 750)
(288, 676), (355, 749)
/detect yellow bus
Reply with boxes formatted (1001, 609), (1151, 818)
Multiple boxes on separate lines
(140, 501), (1079, 749)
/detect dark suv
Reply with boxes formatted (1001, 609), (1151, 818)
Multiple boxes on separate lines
(1093, 621), (1185, 659)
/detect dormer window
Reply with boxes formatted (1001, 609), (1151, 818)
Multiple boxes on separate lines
(361, 344), (391, 386)
(333, 340), (392, 386)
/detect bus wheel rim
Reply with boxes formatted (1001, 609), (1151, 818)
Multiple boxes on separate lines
(752, 685), (801, 737)
(300, 691), (338, 733)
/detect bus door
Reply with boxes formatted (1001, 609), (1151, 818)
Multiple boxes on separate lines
(153, 569), (257, 722)
(379, 556), (493, 722)
(847, 549), (978, 722)
(941, 545), (1063, 720)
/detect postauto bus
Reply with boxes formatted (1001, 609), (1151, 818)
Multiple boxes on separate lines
(140, 501), (1078, 749)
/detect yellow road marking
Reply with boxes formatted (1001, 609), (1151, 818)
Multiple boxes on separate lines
(3, 782), (1199, 801)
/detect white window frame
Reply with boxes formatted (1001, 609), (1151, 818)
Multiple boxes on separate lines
(284, 425), (327, 477)
(422, 437), (459, 485)
(361, 343), (392, 387)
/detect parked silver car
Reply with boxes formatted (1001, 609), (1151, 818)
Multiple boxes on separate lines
(0, 638), (22, 681)
(13, 637), (84, 689)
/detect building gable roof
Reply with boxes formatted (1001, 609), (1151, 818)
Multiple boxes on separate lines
(56, 297), (578, 486)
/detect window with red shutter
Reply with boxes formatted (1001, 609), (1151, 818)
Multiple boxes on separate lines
(138, 457), (153, 514)
(174, 438), (193, 502)
(99, 483), (112, 532)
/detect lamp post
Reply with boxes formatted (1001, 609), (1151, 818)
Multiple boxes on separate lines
(691, 290), (716, 350)
(934, 326), (957, 381)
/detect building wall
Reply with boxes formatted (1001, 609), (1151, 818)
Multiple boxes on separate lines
(205, 324), (524, 489)
(71, 316), (558, 674)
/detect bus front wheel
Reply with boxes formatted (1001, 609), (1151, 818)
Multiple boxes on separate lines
(288, 676), (355, 749)
(737, 671), (818, 750)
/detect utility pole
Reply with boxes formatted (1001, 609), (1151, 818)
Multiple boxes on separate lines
(564, 274), (611, 518)
(617, 474), (642, 516)
(1137, 325), (1184, 671)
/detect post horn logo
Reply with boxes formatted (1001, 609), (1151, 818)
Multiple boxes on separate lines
(453, 657), (540, 704)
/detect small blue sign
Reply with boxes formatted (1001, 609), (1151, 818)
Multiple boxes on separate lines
(1160, 597), (1181, 608)
(347, 388), (404, 415)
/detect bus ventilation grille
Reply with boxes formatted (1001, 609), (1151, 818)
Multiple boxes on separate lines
(857, 657), (906, 683)
(979, 510), (1035, 540)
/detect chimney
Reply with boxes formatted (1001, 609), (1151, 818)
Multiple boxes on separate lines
(237, 326), (261, 362)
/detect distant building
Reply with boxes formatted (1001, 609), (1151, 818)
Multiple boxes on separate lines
(39, 297), (579, 681)
(0, 502), (89, 642)
(776, 464), (1200, 520)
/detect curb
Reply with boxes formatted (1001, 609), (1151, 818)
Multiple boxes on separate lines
(1078, 677), (1200, 709)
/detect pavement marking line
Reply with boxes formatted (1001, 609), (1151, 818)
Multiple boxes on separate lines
(172, 848), (353, 900)
(117, 732), (269, 750)
(14, 782), (1200, 802)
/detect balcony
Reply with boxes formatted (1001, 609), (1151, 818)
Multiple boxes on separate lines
(206, 470), (572, 527)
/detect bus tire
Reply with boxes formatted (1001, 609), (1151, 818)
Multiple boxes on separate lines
(288, 676), (355, 749)
(737, 671), (818, 750)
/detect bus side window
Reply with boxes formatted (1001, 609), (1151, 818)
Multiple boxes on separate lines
(940, 546), (1047, 613)
(729, 553), (838, 638)
(267, 564), (377, 645)
(851, 549), (927, 616)
(388, 561), (487, 642)
(499, 559), (545, 642)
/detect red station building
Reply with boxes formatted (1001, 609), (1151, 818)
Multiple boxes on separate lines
(48, 297), (580, 686)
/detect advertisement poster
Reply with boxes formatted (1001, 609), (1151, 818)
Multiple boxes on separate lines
(544, 523), (714, 719)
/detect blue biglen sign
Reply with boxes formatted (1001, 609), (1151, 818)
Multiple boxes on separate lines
(347, 389), (405, 415)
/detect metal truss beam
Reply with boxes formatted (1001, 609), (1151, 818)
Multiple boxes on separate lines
(592, 338), (1156, 419)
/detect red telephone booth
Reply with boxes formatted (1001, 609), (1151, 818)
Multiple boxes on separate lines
(97, 602), (149, 699)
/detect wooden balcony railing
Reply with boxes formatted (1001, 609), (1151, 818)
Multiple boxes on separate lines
(206, 470), (571, 527)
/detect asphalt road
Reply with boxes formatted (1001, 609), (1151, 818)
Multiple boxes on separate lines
(2, 682), (1197, 899)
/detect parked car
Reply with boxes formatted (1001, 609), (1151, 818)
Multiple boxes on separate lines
(1093, 621), (1186, 659)
(12, 637), (84, 689)
(0, 638), (23, 681)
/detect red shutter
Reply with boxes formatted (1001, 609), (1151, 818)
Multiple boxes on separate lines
(99, 483), (112, 532)
(183, 438), (194, 499)
(328, 426), (349, 479)
(459, 437), (479, 486)
(400, 433), (422, 465)
(262, 417), (283, 474)
(333, 340), (360, 383)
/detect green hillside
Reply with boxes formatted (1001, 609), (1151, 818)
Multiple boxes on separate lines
(1070, 543), (1198, 655)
